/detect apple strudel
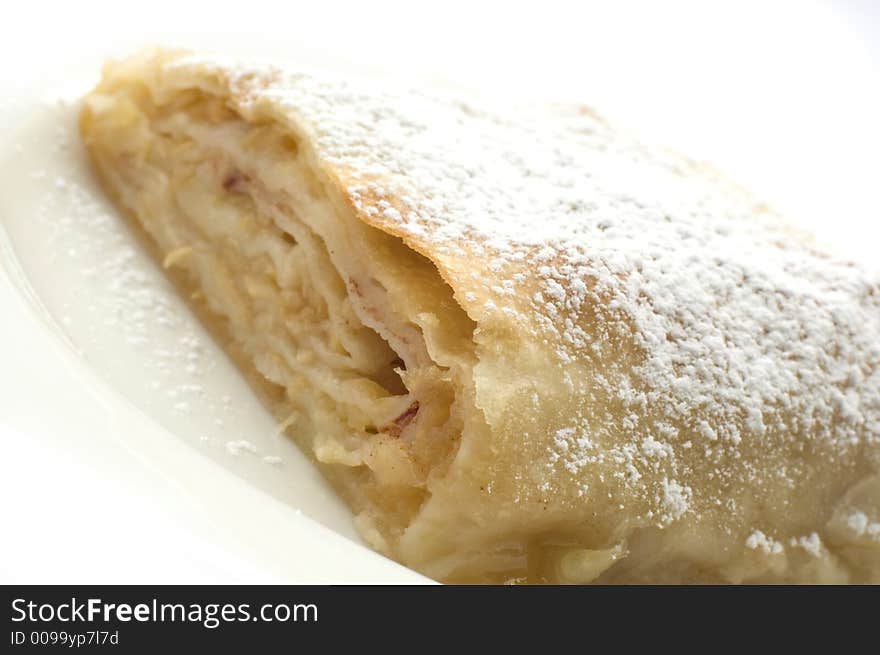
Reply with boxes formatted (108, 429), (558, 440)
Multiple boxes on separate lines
(80, 49), (880, 583)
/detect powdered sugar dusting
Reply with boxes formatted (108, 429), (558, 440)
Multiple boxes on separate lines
(226, 439), (258, 456)
(846, 510), (880, 541)
(660, 478), (691, 523)
(746, 529), (784, 555)
(790, 532), (823, 557)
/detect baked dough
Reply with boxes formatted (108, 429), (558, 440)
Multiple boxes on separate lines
(80, 49), (880, 583)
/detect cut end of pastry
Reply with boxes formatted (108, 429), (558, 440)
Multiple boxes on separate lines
(79, 50), (478, 564)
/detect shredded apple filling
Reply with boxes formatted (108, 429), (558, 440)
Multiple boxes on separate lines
(89, 87), (472, 546)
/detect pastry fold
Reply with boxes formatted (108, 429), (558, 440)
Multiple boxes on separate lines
(80, 49), (880, 583)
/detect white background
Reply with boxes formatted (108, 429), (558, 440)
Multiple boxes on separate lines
(0, 0), (877, 583)
(3, 0), (878, 260)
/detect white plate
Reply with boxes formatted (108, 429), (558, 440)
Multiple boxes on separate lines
(1, 0), (877, 583)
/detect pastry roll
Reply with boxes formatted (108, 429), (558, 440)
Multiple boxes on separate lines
(79, 49), (880, 584)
